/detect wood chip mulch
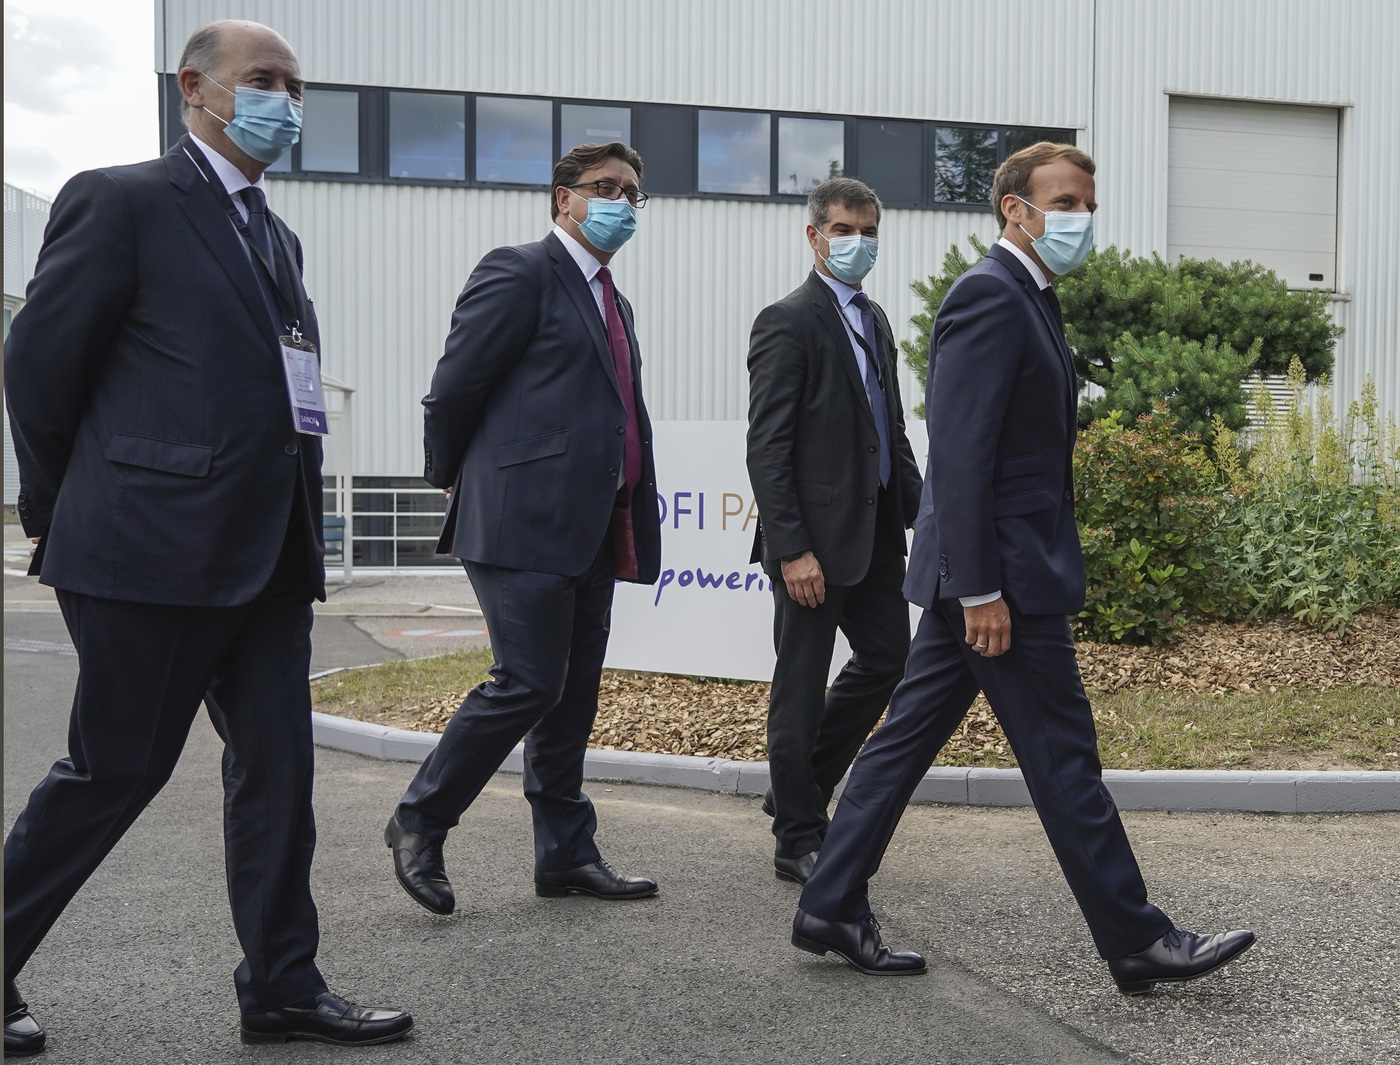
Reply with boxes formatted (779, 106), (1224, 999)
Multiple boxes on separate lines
(406, 610), (1399, 763)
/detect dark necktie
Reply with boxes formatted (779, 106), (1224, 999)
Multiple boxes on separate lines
(1042, 283), (1066, 334)
(236, 187), (282, 332)
(596, 267), (643, 493)
(850, 291), (892, 488)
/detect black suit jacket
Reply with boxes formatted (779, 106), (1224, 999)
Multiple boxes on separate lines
(4, 137), (325, 606)
(904, 242), (1085, 615)
(424, 232), (662, 583)
(746, 271), (922, 586)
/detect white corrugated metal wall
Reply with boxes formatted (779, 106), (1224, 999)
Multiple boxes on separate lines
(156, 0), (1397, 479)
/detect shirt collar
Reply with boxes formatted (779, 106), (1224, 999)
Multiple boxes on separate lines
(996, 236), (1050, 290)
(553, 224), (603, 283)
(187, 133), (265, 199)
(816, 269), (862, 308)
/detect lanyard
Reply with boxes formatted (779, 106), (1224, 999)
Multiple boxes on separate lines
(181, 136), (302, 334)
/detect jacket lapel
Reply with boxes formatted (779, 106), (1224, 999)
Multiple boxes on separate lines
(985, 244), (1076, 408)
(545, 232), (621, 398)
(165, 141), (280, 343)
(805, 272), (876, 428)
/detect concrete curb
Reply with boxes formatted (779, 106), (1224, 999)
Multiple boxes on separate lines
(312, 712), (1400, 813)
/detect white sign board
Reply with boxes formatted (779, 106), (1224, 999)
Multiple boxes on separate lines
(605, 420), (927, 683)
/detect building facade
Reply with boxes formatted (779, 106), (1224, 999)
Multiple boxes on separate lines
(151, 0), (1397, 565)
(3, 183), (53, 507)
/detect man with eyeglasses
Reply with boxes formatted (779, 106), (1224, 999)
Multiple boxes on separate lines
(385, 142), (664, 914)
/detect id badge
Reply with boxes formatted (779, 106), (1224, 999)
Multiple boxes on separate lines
(279, 334), (330, 436)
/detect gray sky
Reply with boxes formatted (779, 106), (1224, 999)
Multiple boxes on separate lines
(4, 0), (158, 200)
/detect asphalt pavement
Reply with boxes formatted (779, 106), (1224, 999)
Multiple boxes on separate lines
(4, 567), (1399, 1064)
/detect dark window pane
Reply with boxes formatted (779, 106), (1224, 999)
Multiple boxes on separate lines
(934, 126), (997, 204)
(301, 89), (359, 173)
(353, 515), (394, 537)
(854, 118), (923, 207)
(476, 96), (552, 184)
(353, 492), (394, 513)
(561, 104), (631, 152)
(633, 104), (694, 195)
(396, 493), (448, 514)
(1005, 126), (1076, 156)
(395, 540), (458, 565)
(777, 117), (844, 195)
(697, 110), (770, 195)
(396, 514), (447, 538)
(353, 539), (394, 567)
(389, 92), (466, 180)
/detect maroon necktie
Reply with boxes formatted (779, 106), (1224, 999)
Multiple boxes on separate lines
(596, 267), (643, 493)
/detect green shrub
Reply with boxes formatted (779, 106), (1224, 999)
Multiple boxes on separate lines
(1072, 405), (1234, 643)
(902, 239), (1341, 437)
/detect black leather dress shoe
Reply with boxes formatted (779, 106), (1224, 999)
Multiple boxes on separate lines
(791, 908), (927, 975)
(241, 991), (413, 1046)
(774, 851), (818, 885)
(1107, 927), (1256, 994)
(535, 858), (658, 899)
(4, 981), (46, 1057)
(384, 814), (454, 915)
(761, 789), (775, 817)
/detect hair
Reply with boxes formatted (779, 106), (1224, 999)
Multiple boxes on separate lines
(550, 142), (645, 219)
(990, 141), (1096, 228)
(807, 177), (882, 230)
(177, 23), (225, 126)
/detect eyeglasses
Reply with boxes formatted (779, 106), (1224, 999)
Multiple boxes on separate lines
(567, 180), (650, 208)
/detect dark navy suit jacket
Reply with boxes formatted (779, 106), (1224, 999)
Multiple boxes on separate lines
(4, 137), (324, 606)
(424, 232), (662, 583)
(904, 242), (1086, 615)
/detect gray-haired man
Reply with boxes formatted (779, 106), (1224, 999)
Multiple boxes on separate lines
(745, 178), (923, 884)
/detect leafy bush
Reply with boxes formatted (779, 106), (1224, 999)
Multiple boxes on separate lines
(1072, 405), (1232, 643)
(901, 238), (1341, 437)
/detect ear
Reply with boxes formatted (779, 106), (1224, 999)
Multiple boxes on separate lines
(554, 186), (572, 218)
(178, 68), (205, 111)
(806, 224), (822, 252)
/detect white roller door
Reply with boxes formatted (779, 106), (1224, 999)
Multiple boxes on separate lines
(1167, 97), (1339, 289)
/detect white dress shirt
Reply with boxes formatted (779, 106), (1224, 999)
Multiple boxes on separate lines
(553, 224), (608, 323)
(815, 271), (875, 388)
(185, 134), (267, 223)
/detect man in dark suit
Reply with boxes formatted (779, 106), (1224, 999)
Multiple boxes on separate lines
(3, 21), (412, 1053)
(792, 144), (1256, 994)
(746, 178), (922, 886)
(385, 142), (663, 915)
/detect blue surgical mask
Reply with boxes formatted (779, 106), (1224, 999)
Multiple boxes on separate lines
(1016, 196), (1093, 275)
(819, 232), (879, 285)
(201, 73), (303, 164)
(568, 190), (637, 253)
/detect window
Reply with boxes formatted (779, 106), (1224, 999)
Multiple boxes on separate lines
(777, 117), (844, 195)
(1005, 126), (1073, 155)
(560, 103), (631, 152)
(300, 89), (360, 173)
(933, 126), (998, 204)
(697, 110), (770, 195)
(855, 118), (923, 207)
(476, 96), (552, 185)
(389, 92), (466, 180)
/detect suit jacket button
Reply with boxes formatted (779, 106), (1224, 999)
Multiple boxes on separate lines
(867, 444), (877, 453)
(615, 425), (626, 435)
(866, 495), (875, 505)
(16, 493), (25, 503)
(608, 467), (619, 479)
(285, 443), (299, 456)
(1064, 490), (1073, 501)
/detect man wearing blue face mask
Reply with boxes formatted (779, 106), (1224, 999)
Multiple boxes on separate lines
(3, 19), (413, 1052)
(386, 142), (663, 915)
(746, 178), (923, 887)
(794, 144), (1255, 995)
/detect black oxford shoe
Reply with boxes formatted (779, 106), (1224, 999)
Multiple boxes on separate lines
(241, 991), (413, 1046)
(774, 851), (818, 885)
(4, 982), (46, 1057)
(384, 814), (455, 915)
(535, 858), (658, 899)
(761, 789), (775, 817)
(791, 909), (927, 975)
(1107, 927), (1256, 994)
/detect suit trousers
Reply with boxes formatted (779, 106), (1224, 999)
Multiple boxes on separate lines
(798, 595), (1174, 960)
(3, 534), (326, 1012)
(395, 538), (616, 872)
(766, 508), (909, 858)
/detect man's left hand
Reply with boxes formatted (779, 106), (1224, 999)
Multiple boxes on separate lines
(964, 599), (1011, 657)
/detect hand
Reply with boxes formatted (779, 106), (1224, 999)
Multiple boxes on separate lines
(963, 598), (1011, 657)
(30, 536), (40, 558)
(781, 551), (825, 608)
(443, 487), (452, 498)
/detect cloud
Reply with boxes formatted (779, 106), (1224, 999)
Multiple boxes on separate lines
(4, 142), (64, 192)
(4, 5), (117, 116)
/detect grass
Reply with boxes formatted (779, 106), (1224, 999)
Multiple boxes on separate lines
(311, 650), (1400, 771)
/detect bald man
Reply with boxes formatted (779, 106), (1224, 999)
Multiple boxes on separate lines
(3, 21), (411, 1051)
